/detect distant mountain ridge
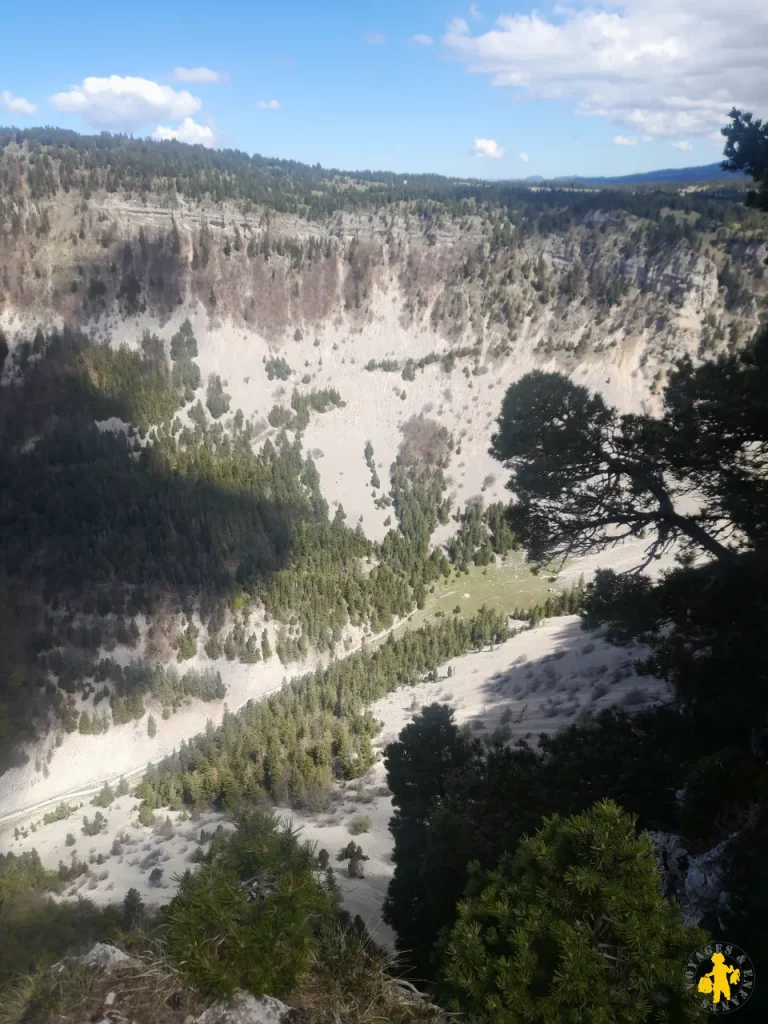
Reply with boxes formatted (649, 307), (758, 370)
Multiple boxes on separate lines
(543, 163), (747, 186)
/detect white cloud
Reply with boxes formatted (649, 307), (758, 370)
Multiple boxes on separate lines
(518, 151), (530, 163)
(469, 3), (483, 18)
(448, 17), (470, 35)
(612, 134), (637, 145)
(50, 76), (200, 130)
(362, 31), (387, 45)
(174, 67), (222, 83)
(442, 1), (768, 139)
(410, 34), (434, 46)
(471, 137), (504, 158)
(642, 134), (655, 142)
(152, 117), (215, 147)
(672, 140), (693, 151)
(258, 99), (281, 111)
(1, 90), (37, 115)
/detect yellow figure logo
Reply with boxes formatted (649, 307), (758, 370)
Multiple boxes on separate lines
(685, 942), (755, 1015)
(698, 952), (741, 1005)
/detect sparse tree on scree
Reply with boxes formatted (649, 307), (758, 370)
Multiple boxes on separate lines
(121, 887), (144, 929)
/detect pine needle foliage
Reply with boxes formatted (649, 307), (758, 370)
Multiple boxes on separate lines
(162, 811), (335, 999)
(440, 800), (708, 1023)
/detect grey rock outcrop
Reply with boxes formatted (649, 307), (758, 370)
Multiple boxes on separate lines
(649, 830), (734, 927)
(194, 991), (293, 1024)
(52, 944), (297, 1024)
(52, 941), (139, 976)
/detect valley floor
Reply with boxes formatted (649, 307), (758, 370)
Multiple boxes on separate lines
(1, 615), (669, 946)
(0, 527), (676, 829)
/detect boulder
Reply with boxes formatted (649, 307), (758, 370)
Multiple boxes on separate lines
(195, 990), (293, 1024)
(52, 942), (139, 975)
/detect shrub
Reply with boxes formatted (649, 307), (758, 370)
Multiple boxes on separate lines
(206, 374), (231, 419)
(91, 782), (115, 808)
(156, 816), (174, 840)
(349, 816), (372, 836)
(121, 887), (144, 929)
(337, 841), (368, 864)
(42, 802), (77, 826)
(439, 800), (707, 1022)
(0, 893), (119, 988)
(162, 812), (335, 999)
(138, 804), (156, 827)
(81, 812), (106, 837)
(265, 356), (293, 381)
(348, 856), (365, 879)
(141, 849), (162, 870)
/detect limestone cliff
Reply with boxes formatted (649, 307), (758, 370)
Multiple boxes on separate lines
(2, 165), (766, 418)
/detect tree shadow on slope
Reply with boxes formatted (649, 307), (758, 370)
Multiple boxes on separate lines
(2, 430), (300, 595)
(0, 356), (324, 773)
(467, 618), (668, 747)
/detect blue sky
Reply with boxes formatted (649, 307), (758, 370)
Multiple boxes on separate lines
(2, 0), (762, 179)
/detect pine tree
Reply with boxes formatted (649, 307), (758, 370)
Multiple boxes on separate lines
(163, 811), (335, 998)
(383, 704), (476, 977)
(121, 887), (145, 929)
(261, 629), (272, 661)
(138, 803), (156, 826)
(440, 800), (707, 1022)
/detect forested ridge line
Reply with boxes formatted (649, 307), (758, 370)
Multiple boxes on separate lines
(0, 123), (755, 221)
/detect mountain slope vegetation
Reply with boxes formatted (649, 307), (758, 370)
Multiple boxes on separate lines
(0, 111), (767, 1022)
